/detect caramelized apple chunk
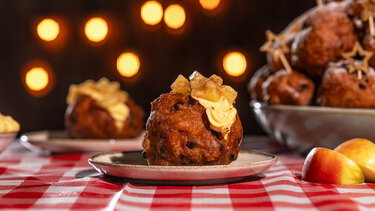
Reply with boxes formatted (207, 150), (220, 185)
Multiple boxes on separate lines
(171, 75), (191, 95)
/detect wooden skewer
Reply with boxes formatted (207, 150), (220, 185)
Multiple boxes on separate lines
(277, 50), (293, 73)
(316, 0), (323, 6)
(358, 70), (363, 80)
(370, 15), (375, 36)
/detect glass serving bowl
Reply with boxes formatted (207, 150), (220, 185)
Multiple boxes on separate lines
(251, 101), (375, 152)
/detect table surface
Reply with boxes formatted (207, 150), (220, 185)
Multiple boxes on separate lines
(1, 136), (375, 211)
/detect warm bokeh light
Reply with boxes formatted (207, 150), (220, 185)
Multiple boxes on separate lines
(37, 18), (60, 41)
(117, 52), (140, 77)
(25, 67), (49, 91)
(199, 0), (221, 10)
(141, 1), (163, 25)
(164, 4), (186, 29)
(223, 52), (247, 77)
(84, 17), (108, 42)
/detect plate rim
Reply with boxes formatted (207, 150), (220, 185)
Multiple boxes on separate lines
(0, 132), (18, 136)
(19, 130), (144, 153)
(88, 150), (278, 170)
(21, 130), (145, 143)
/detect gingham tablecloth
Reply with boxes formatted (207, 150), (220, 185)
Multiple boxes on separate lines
(1, 139), (375, 211)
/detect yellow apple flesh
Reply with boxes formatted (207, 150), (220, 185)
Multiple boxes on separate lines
(302, 147), (364, 185)
(335, 138), (375, 182)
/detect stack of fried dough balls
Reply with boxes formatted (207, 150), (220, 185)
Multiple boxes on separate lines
(249, 0), (375, 108)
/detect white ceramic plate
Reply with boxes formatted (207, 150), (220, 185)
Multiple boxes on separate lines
(89, 150), (277, 185)
(20, 130), (144, 153)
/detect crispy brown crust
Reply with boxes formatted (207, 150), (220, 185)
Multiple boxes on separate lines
(291, 1), (358, 79)
(262, 70), (315, 106)
(65, 95), (144, 139)
(142, 92), (243, 166)
(317, 60), (375, 108)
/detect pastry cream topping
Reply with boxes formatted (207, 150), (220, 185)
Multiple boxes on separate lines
(66, 78), (130, 129)
(171, 71), (238, 134)
(0, 113), (20, 133)
(193, 96), (237, 133)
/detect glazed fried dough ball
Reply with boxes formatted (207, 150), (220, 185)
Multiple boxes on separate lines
(262, 70), (315, 105)
(142, 92), (243, 166)
(291, 1), (358, 79)
(65, 95), (144, 139)
(317, 60), (375, 108)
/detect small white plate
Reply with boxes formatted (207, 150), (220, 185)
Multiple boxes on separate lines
(20, 130), (144, 153)
(89, 150), (277, 185)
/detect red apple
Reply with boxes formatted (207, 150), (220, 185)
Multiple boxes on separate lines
(302, 147), (364, 185)
(335, 138), (375, 182)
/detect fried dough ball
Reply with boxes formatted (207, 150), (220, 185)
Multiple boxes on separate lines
(317, 60), (375, 108)
(65, 95), (144, 139)
(248, 65), (272, 101)
(262, 70), (315, 105)
(291, 1), (358, 79)
(142, 92), (243, 166)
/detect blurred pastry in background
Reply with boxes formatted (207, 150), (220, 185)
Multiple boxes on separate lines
(65, 78), (144, 139)
(0, 113), (20, 133)
(291, 1), (358, 79)
(142, 71), (243, 166)
(317, 60), (375, 108)
(262, 69), (315, 106)
(248, 65), (272, 101)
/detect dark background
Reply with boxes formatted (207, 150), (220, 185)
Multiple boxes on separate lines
(0, 0), (315, 135)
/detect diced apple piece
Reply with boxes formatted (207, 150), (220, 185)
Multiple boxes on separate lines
(335, 138), (375, 182)
(171, 75), (191, 95)
(302, 147), (364, 185)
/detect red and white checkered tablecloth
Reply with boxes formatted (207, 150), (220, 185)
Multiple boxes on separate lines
(1, 140), (375, 211)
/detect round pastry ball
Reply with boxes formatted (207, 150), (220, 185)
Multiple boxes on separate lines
(65, 95), (144, 139)
(142, 92), (243, 166)
(262, 70), (315, 105)
(248, 65), (272, 101)
(362, 30), (375, 67)
(317, 60), (375, 108)
(291, 1), (358, 79)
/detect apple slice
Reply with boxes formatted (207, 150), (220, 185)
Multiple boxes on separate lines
(335, 138), (375, 182)
(302, 147), (364, 185)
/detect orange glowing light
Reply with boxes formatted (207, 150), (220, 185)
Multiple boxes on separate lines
(117, 52), (140, 77)
(199, 0), (221, 10)
(84, 17), (108, 42)
(141, 1), (163, 25)
(164, 4), (186, 29)
(37, 18), (60, 41)
(223, 52), (247, 77)
(25, 67), (49, 91)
